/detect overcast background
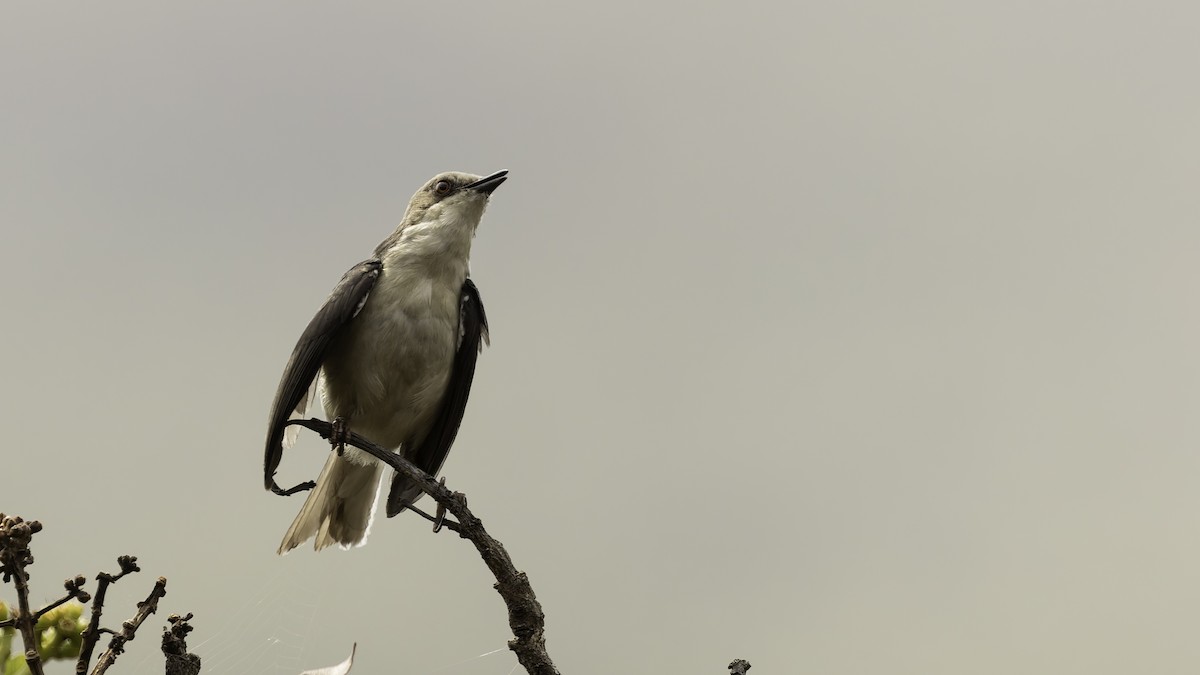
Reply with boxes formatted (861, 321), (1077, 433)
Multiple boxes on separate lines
(3, 2), (1199, 674)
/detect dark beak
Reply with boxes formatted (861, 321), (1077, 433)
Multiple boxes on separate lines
(465, 170), (508, 195)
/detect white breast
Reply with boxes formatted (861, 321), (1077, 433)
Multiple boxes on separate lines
(318, 258), (467, 457)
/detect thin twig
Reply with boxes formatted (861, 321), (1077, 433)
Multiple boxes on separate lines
(0, 515), (47, 675)
(76, 555), (141, 675)
(90, 576), (167, 675)
(286, 418), (560, 675)
(36, 575), (92, 619)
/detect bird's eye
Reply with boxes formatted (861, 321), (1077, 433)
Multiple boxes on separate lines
(434, 180), (453, 196)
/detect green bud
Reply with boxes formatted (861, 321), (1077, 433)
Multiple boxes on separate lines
(61, 603), (83, 621)
(39, 626), (58, 654)
(56, 637), (79, 659)
(6, 654), (30, 675)
(59, 616), (84, 640)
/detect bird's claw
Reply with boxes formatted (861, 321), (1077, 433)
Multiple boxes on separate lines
(432, 477), (448, 533)
(331, 417), (349, 456)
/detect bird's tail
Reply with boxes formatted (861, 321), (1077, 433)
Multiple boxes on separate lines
(277, 453), (383, 555)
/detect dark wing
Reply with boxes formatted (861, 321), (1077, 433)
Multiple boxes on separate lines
(264, 259), (383, 493)
(386, 278), (489, 516)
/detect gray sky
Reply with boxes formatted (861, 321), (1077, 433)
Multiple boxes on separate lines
(3, 2), (1199, 673)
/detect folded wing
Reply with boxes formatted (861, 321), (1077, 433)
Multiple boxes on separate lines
(264, 259), (383, 493)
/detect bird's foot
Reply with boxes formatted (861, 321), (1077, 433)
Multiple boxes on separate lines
(270, 479), (316, 496)
(433, 477), (449, 532)
(406, 488), (462, 534)
(330, 417), (349, 456)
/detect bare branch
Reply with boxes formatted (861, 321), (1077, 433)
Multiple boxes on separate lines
(286, 418), (560, 675)
(90, 576), (167, 675)
(162, 613), (201, 675)
(0, 514), (47, 675)
(76, 555), (141, 675)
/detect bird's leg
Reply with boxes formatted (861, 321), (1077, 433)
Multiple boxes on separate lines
(330, 417), (349, 456)
(406, 496), (462, 533)
(432, 477), (448, 532)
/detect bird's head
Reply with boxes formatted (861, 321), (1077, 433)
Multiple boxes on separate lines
(399, 170), (508, 233)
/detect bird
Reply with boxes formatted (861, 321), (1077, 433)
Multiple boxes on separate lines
(263, 170), (506, 554)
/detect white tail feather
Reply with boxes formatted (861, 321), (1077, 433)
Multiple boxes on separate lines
(277, 453), (383, 554)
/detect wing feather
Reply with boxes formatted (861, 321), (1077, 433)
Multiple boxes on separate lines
(264, 259), (382, 492)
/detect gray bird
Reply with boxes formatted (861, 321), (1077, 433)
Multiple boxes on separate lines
(264, 170), (506, 554)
